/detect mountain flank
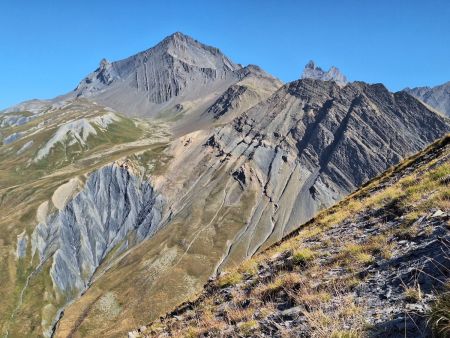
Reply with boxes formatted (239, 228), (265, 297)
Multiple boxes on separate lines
(52, 77), (449, 337)
(133, 134), (450, 338)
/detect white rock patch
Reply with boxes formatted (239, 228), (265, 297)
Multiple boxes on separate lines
(16, 140), (34, 154)
(36, 201), (50, 224)
(34, 118), (97, 161)
(1, 114), (35, 128)
(16, 231), (28, 259)
(89, 112), (120, 129)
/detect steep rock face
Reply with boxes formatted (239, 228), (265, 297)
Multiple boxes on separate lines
(301, 60), (348, 86)
(75, 33), (239, 102)
(405, 81), (450, 117)
(31, 164), (164, 294)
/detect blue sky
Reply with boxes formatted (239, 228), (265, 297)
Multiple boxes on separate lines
(1, 0), (449, 109)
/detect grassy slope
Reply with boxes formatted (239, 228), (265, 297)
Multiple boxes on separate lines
(137, 134), (450, 337)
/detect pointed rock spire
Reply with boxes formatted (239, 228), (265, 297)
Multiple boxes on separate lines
(301, 60), (348, 86)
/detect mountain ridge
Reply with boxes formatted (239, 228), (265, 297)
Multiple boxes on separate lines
(70, 32), (281, 123)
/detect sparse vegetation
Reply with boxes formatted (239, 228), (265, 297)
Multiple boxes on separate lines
(238, 319), (259, 335)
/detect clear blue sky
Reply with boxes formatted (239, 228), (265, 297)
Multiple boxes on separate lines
(1, 0), (449, 109)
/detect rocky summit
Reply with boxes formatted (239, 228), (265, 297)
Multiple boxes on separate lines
(1, 33), (450, 338)
(71, 32), (282, 125)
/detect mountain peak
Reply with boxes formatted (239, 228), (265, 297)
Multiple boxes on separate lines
(305, 60), (317, 69)
(301, 60), (348, 86)
(160, 31), (197, 46)
(73, 32), (244, 111)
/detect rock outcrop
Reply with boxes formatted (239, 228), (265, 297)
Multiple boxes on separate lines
(204, 78), (449, 255)
(204, 65), (283, 122)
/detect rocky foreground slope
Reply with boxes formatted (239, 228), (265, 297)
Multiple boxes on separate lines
(134, 134), (450, 338)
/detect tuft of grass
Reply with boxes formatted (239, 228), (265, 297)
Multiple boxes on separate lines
(335, 243), (375, 267)
(237, 258), (258, 276)
(429, 284), (450, 337)
(293, 248), (315, 265)
(217, 271), (243, 288)
(404, 285), (422, 303)
(355, 252), (374, 265)
(298, 290), (332, 306)
(366, 234), (393, 259)
(226, 306), (255, 323)
(330, 330), (361, 338)
(238, 319), (259, 335)
(253, 272), (302, 300)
